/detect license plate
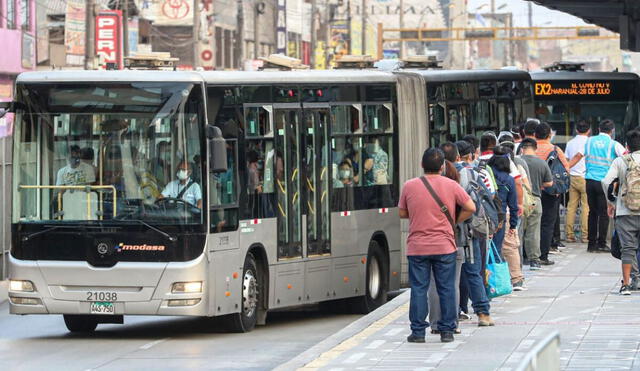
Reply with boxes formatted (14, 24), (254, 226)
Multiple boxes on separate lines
(90, 302), (115, 315)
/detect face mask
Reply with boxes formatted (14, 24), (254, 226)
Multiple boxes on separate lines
(177, 169), (189, 180)
(339, 169), (351, 179)
(69, 156), (80, 167)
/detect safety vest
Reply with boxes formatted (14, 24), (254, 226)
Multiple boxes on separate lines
(585, 134), (617, 181)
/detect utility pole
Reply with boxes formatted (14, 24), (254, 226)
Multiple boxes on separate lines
(193, 0), (200, 68)
(122, 0), (129, 57)
(528, 2), (533, 28)
(84, 0), (95, 69)
(311, 0), (317, 67)
(254, 1), (260, 60)
(347, 0), (352, 54)
(491, 0), (495, 14)
(399, 0), (404, 58)
(236, 0), (244, 68)
(361, 0), (366, 55)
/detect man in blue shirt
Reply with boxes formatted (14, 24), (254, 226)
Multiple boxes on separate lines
(160, 162), (203, 209)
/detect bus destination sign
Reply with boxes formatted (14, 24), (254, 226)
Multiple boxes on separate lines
(533, 80), (634, 101)
(535, 81), (611, 96)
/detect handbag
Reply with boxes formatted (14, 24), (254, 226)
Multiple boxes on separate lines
(485, 241), (513, 298)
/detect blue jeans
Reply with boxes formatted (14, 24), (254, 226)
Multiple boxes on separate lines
(461, 238), (490, 315)
(408, 252), (457, 337)
(492, 226), (505, 258)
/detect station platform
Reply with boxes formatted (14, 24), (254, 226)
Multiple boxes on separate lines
(278, 244), (640, 370)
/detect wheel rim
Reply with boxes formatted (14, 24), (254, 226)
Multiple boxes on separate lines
(368, 256), (381, 300)
(242, 269), (258, 318)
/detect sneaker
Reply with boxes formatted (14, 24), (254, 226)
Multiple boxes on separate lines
(530, 260), (542, 270)
(620, 283), (632, 296)
(597, 245), (611, 253)
(477, 313), (495, 326)
(440, 332), (455, 343)
(540, 259), (555, 266)
(566, 236), (577, 243)
(459, 311), (471, 321)
(431, 328), (461, 334)
(512, 280), (528, 291)
(407, 334), (425, 343)
(549, 247), (560, 255)
(557, 241), (566, 248)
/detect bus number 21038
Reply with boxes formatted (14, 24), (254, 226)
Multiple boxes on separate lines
(86, 292), (117, 301)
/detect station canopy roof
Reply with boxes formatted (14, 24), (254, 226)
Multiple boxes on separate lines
(527, 0), (640, 51)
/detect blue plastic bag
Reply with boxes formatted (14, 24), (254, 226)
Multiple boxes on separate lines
(485, 241), (512, 298)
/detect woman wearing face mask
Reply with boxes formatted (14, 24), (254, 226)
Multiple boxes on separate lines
(363, 138), (389, 186)
(159, 161), (203, 208)
(338, 160), (355, 187)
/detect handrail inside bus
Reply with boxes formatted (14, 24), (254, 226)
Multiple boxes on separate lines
(18, 185), (118, 220)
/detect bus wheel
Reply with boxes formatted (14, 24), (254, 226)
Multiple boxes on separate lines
(63, 315), (98, 333)
(352, 240), (388, 314)
(227, 253), (259, 333)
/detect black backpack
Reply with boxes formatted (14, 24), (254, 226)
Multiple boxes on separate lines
(543, 146), (570, 196)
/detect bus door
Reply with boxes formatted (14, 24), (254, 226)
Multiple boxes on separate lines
(273, 104), (303, 260)
(302, 104), (331, 257)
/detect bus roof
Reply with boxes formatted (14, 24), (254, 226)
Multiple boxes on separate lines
(406, 69), (531, 83)
(16, 69), (397, 85)
(199, 70), (396, 84)
(16, 70), (205, 83)
(530, 71), (640, 81)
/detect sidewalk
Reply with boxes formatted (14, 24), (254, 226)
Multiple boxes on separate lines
(279, 244), (640, 370)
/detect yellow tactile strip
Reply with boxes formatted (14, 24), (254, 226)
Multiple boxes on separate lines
(299, 302), (410, 370)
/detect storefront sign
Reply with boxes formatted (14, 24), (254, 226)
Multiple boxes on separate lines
(95, 11), (123, 69)
(65, 0), (86, 65)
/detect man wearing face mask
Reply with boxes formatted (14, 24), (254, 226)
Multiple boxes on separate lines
(56, 145), (96, 186)
(159, 162), (202, 208)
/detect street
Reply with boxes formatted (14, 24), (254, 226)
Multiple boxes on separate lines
(0, 303), (360, 370)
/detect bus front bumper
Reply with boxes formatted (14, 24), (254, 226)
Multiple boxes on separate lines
(8, 254), (210, 317)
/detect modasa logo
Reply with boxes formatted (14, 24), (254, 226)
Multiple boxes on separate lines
(115, 243), (166, 252)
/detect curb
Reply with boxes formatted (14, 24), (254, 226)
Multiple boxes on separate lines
(275, 289), (411, 371)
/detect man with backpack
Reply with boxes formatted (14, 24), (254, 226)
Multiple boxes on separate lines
(602, 129), (640, 295)
(520, 138), (554, 270)
(534, 123), (569, 266)
(455, 141), (494, 325)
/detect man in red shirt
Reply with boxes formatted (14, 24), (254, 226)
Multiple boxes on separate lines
(399, 148), (476, 343)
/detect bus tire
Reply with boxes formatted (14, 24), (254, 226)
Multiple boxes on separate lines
(63, 315), (98, 333)
(226, 252), (260, 333)
(351, 240), (388, 314)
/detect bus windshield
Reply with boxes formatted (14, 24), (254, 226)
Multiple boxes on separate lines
(12, 82), (205, 225)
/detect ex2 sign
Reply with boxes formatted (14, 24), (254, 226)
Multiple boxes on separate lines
(95, 10), (123, 69)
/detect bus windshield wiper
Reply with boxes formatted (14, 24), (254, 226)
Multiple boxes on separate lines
(128, 219), (177, 242)
(21, 225), (79, 241)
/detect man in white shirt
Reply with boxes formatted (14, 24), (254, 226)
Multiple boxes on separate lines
(160, 162), (202, 208)
(56, 145), (96, 186)
(564, 121), (590, 243)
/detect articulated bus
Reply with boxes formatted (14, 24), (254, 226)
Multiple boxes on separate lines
(531, 63), (640, 148)
(6, 70), (432, 333)
(5, 67), (531, 333)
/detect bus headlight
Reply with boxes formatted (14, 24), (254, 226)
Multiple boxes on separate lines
(9, 280), (35, 292)
(9, 297), (42, 305)
(167, 298), (201, 307)
(171, 281), (202, 293)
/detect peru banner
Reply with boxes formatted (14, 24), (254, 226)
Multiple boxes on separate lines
(95, 10), (123, 69)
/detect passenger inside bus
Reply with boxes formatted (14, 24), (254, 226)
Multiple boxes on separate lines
(56, 145), (96, 186)
(159, 161), (202, 209)
(363, 137), (389, 185)
(336, 160), (355, 187)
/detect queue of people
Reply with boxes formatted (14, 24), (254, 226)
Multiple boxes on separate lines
(399, 118), (640, 343)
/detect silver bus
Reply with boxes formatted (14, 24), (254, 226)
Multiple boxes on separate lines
(5, 69), (429, 333)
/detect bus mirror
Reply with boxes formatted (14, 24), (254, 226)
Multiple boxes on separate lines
(207, 125), (228, 173)
(0, 101), (13, 119)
